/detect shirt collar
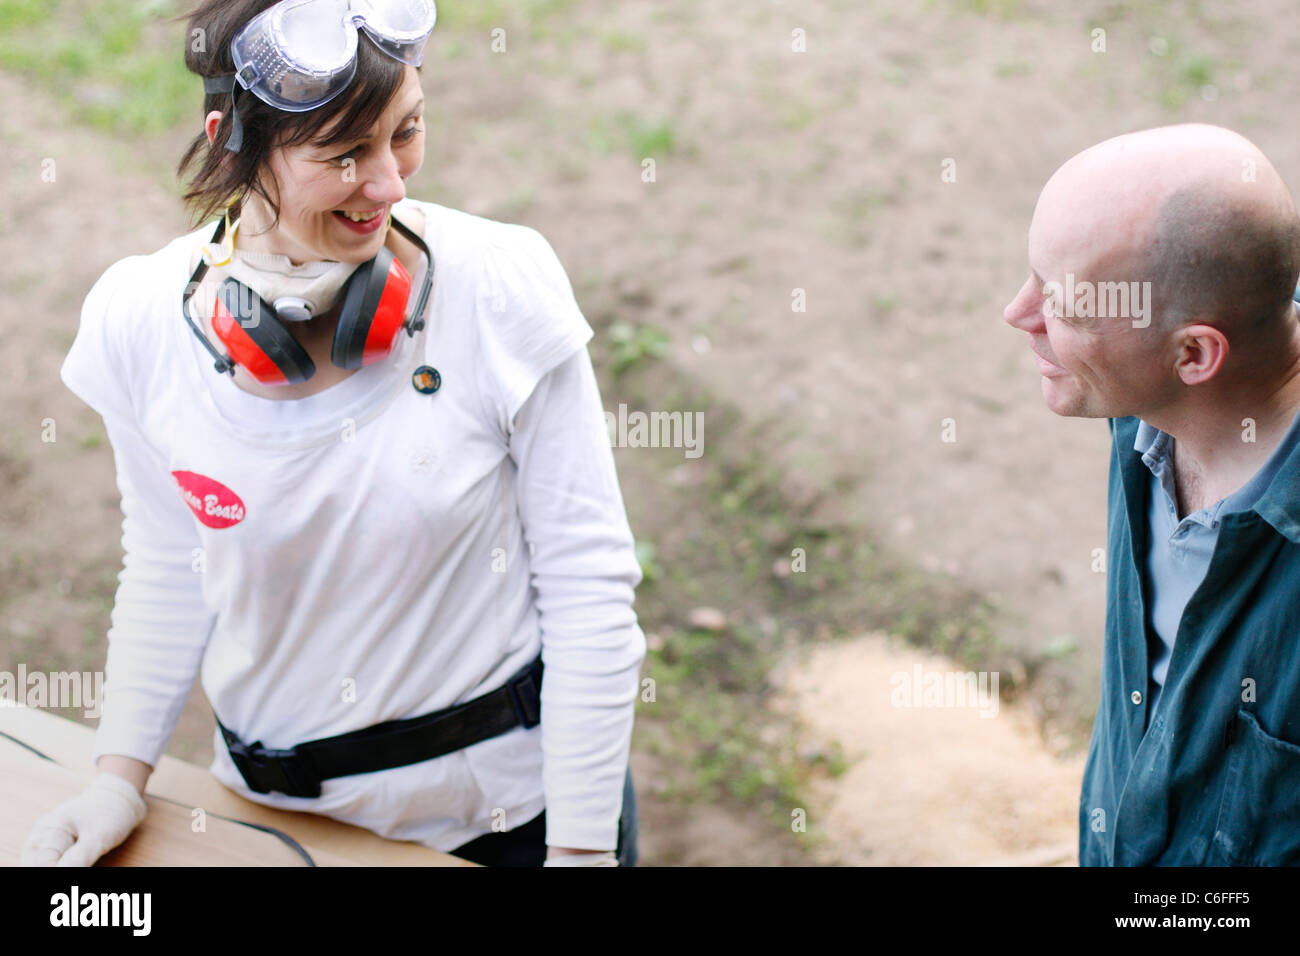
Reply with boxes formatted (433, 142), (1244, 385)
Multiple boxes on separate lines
(1134, 419), (1171, 471)
(1126, 403), (1300, 541)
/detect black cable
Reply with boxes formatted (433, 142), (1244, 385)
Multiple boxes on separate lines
(0, 727), (316, 866)
(141, 790), (318, 867)
(0, 727), (55, 762)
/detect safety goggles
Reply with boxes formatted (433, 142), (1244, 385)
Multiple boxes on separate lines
(205, 0), (436, 151)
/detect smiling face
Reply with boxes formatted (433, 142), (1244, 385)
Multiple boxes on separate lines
(207, 65), (426, 266)
(1003, 163), (1177, 419)
(1006, 125), (1300, 424)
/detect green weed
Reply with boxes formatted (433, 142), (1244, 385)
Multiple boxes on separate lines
(607, 320), (669, 376)
(599, 30), (644, 54)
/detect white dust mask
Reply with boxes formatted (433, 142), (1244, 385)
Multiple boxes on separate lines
(224, 246), (359, 323)
(197, 217), (359, 322)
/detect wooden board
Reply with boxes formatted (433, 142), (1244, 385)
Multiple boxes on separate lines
(0, 704), (476, 867)
(0, 741), (335, 866)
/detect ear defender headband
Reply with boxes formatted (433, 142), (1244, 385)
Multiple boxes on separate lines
(181, 205), (434, 385)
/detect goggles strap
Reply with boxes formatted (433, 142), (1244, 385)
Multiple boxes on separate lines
(203, 74), (245, 153)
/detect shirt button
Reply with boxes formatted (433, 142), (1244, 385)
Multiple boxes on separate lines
(1131, 690), (1143, 705)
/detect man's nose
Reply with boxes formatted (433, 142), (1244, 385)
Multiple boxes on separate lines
(1004, 276), (1045, 332)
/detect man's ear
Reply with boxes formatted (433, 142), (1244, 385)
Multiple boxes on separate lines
(1173, 323), (1229, 385)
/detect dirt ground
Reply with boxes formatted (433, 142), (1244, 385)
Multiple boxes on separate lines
(4, 0), (1298, 865)
(771, 632), (1082, 865)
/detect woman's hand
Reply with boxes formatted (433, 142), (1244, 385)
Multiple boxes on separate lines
(20, 771), (149, 867)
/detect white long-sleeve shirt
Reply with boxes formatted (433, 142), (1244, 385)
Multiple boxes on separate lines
(59, 198), (646, 852)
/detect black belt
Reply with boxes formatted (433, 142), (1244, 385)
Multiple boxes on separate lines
(215, 654), (543, 798)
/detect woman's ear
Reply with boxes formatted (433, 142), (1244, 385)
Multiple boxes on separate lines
(205, 110), (224, 147)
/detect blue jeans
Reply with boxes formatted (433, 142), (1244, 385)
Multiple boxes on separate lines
(449, 766), (638, 867)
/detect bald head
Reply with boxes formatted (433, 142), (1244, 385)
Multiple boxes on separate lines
(1034, 124), (1300, 345)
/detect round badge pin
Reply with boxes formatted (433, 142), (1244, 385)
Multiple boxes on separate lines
(412, 365), (441, 394)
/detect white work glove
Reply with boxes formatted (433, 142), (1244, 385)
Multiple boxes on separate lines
(20, 772), (149, 867)
(543, 851), (618, 867)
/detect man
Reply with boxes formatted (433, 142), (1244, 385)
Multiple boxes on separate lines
(1004, 123), (1300, 865)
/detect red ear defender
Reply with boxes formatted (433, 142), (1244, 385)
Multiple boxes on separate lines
(181, 212), (433, 385)
(212, 279), (316, 385)
(331, 246), (413, 370)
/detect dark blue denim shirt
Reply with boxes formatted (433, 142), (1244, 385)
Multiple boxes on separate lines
(1078, 412), (1300, 865)
(1137, 403), (1300, 721)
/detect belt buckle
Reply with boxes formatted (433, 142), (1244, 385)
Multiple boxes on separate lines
(506, 664), (542, 729)
(227, 738), (322, 798)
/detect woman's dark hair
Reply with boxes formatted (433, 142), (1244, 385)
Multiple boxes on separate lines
(170, 0), (412, 231)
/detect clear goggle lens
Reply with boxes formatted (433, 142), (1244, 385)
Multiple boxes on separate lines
(231, 0), (436, 112)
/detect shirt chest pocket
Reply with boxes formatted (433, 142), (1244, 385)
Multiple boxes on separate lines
(1207, 708), (1300, 865)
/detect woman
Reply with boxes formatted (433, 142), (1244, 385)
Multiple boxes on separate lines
(21, 0), (645, 868)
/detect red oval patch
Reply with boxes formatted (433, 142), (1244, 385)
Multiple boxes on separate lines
(171, 470), (247, 529)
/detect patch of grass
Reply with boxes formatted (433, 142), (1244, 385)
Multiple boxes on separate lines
(627, 118), (676, 159)
(634, 540), (664, 585)
(584, 119), (615, 155)
(599, 30), (644, 54)
(0, 0), (580, 136)
(824, 185), (896, 248)
(0, 0), (45, 31)
(1180, 53), (1216, 88)
(606, 320), (669, 376)
(845, 187), (890, 220)
(436, 0), (573, 34)
(881, 65), (908, 86)
(933, 0), (1027, 19)
(777, 101), (816, 131)
(0, 0), (195, 135)
(1157, 47), (1221, 108)
(1042, 635), (1080, 661)
(805, 739), (850, 778)
(435, 37), (467, 59)
(1140, 27), (1228, 110)
(638, 623), (809, 817)
(586, 112), (677, 160)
